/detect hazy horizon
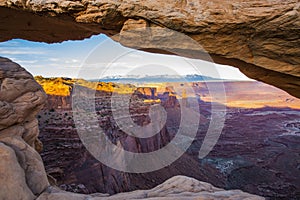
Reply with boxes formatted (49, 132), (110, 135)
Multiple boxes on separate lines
(0, 34), (253, 81)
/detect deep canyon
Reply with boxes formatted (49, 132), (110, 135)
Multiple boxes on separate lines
(0, 0), (300, 199)
(37, 77), (300, 199)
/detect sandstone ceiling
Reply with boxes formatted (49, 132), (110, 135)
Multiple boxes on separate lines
(0, 0), (299, 98)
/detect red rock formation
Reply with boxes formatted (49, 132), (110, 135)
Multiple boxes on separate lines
(44, 95), (72, 110)
(136, 87), (157, 99)
(1, 57), (265, 200)
(39, 82), (300, 199)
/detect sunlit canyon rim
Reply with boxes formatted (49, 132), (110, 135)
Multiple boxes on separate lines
(34, 76), (300, 199)
(0, 0), (300, 200)
(0, 58), (266, 200)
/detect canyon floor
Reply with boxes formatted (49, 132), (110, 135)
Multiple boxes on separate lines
(37, 79), (300, 200)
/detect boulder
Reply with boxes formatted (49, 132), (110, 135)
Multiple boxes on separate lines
(0, 57), (49, 200)
(37, 176), (264, 200)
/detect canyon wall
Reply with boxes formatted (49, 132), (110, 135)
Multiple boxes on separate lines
(0, 1), (298, 199)
(0, 56), (265, 199)
(0, 0), (299, 98)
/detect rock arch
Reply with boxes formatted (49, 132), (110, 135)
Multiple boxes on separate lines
(0, 0), (299, 97)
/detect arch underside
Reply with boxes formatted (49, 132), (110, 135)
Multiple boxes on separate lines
(0, 0), (299, 98)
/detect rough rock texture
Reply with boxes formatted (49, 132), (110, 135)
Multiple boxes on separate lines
(0, 142), (35, 200)
(37, 80), (300, 199)
(0, 0), (299, 98)
(45, 95), (72, 110)
(0, 57), (264, 199)
(0, 57), (49, 199)
(37, 176), (265, 200)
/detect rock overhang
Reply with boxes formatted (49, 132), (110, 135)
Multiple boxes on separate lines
(0, 0), (299, 98)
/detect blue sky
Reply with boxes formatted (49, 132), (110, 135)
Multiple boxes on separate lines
(0, 34), (251, 80)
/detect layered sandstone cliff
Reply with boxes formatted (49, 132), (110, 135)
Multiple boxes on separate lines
(0, 57), (265, 199)
(0, 0), (299, 98)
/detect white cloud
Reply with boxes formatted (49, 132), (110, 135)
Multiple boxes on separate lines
(0, 49), (46, 55)
(48, 58), (60, 62)
(65, 59), (80, 64)
(15, 60), (39, 64)
(127, 53), (143, 58)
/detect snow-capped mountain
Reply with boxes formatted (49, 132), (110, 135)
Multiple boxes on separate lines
(90, 74), (222, 83)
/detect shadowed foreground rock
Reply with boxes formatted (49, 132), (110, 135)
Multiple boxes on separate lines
(0, 57), (49, 199)
(0, 57), (264, 199)
(0, 0), (299, 98)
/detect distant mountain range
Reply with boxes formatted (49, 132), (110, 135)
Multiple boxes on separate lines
(90, 74), (223, 83)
